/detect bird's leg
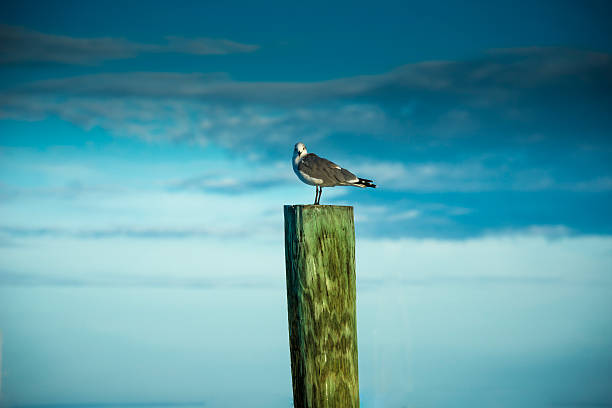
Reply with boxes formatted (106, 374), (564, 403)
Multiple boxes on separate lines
(313, 186), (319, 205)
(318, 187), (323, 205)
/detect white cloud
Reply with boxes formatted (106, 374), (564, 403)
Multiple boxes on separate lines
(6, 47), (608, 98)
(1, 145), (610, 287)
(2, 228), (611, 288)
(0, 24), (259, 64)
(1, 94), (401, 150)
(355, 204), (422, 223)
(1, 46), (610, 161)
(354, 159), (612, 192)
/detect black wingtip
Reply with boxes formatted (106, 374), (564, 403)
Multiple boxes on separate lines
(358, 178), (377, 188)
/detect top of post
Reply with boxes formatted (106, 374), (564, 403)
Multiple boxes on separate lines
(284, 204), (353, 209)
(284, 205), (354, 224)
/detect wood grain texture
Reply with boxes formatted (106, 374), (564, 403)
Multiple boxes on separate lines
(284, 205), (359, 408)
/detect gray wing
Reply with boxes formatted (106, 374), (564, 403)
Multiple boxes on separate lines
(298, 153), (358, 186)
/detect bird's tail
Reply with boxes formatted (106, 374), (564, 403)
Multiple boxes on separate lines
(356, 178), (376, 188)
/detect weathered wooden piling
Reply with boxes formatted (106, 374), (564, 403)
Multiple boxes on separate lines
(284, 205), (359, 408)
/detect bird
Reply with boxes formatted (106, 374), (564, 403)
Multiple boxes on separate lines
(292, 142), (376, 205)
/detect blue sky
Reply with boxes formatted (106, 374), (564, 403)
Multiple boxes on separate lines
(1, 1), (612, 407)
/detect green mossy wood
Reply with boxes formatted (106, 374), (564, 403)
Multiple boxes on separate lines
(284, 205), (359, 408)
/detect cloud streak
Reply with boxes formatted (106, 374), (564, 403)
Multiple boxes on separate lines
(0, 24), (259, 64)
(5, 47), (609, 100)
(2, 233), (611, 288)
(1, 46), (610, 155)
(1, 46), (611, 239)
(355, 159), (612, 193)
(0, 225), (255, 240)
(13, 404), (208, 408)
(0, 269), (276, 289)
(167, 173), (293, 194)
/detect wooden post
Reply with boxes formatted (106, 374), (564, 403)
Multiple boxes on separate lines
(284, 205), (359, 408)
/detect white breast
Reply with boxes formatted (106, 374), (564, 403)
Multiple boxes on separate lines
(293, 159), (323, 186)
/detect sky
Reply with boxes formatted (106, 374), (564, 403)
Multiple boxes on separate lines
(1, 1), (612, 407)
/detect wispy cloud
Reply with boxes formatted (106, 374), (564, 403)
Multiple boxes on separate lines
(167, 173), (292, 194)
(2, 233), (611, 288)
(1, 47), (611, 240)
(0, 225), (254, 240)
(164, 160), (295, 194)
(0, 269), (276, 289)
(5, 47), (609, 100)
(355, 159), (612, 193)
(0, 24), (259, 64)
(1, 47), (609, 155)
(0, 181), (126, 202)
(487, 224), (574, 238)
(13, 403), (208, 408)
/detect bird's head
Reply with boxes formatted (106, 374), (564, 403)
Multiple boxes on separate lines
(293, 142), (307, 159)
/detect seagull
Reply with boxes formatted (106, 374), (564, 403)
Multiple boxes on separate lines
(292, 142), (376, 205)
